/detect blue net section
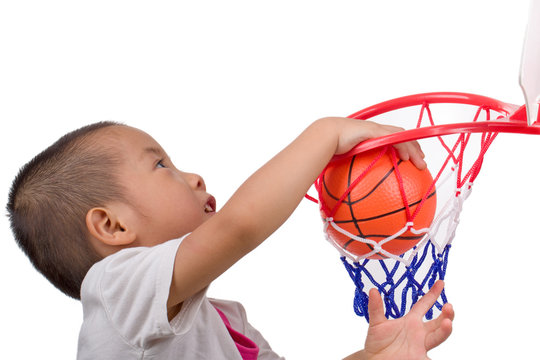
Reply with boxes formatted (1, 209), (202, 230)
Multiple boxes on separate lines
(341, 240), (450, 322)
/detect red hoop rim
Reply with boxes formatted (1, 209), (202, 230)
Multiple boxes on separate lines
(335, 92), (540, 161)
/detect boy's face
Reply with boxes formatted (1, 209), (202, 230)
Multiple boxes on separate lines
(101, 126), (216, 247)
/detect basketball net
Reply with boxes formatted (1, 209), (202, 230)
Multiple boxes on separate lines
(307, 93), (540, 321)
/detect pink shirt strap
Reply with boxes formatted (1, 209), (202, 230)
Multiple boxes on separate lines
(214, 306), (260, 360)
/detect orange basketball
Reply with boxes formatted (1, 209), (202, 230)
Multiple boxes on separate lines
(320, 148), (436, 259)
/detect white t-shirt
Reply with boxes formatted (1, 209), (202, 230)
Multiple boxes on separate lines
(77, 237), (283, 359)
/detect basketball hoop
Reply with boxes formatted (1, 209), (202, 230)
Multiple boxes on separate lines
(307, 92), (540, 321)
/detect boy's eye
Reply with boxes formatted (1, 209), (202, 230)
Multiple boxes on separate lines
(156, 160), (166, 168)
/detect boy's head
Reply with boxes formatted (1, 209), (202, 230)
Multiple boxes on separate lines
(7, 122), (216, 299)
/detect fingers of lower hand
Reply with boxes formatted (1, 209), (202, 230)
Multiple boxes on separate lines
(368, 289), (387, 326)
(425, 303), (454, 334)
(411, 281), (444, 316)
(425, 317), (453, 350)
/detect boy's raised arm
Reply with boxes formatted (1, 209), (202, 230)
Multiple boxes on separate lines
(168, 117), (425, 308)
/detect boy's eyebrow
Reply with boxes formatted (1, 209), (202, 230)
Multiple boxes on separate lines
(141, 146), (166, 159)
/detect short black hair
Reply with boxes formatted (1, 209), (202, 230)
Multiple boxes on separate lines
(7, 121), (126, 299)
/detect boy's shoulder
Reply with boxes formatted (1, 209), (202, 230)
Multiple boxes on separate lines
(81, 237), (184, 301)
(79, 237), (187, 351)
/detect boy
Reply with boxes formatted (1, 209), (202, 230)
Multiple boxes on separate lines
(7, 118), (453, 359)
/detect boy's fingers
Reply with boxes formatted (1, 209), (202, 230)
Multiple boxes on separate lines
(441, 303), (455, 322)
(393, 144), (410, 162)
(367, 288), (386, 326)
(393, 141), (427, 170)
(411, 155), (427, 170)
(410, 280), (445, 316)
(425, 316), (453, 350)
(409, 141), (427, 170)
(425, 302), (454, 334)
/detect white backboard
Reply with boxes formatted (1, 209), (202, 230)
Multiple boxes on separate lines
(520, 0), (540, 125)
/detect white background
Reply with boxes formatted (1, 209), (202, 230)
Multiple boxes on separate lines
(1, 1), (539, 359)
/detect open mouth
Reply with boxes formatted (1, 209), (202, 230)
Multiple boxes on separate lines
(204, 196), (216, 213)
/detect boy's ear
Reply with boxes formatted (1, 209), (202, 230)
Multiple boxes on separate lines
(86, 207), (136, 246)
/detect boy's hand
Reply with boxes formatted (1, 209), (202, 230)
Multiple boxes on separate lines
(326, 117), (427, 170)
(362, 280), (454, 360)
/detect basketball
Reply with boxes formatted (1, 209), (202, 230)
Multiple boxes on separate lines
(320, 148), (436, 259)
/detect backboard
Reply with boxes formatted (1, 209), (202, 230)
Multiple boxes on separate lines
(520, 0), (540, 126)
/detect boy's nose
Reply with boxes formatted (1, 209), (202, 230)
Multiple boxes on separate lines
(184, 172), (206, 191)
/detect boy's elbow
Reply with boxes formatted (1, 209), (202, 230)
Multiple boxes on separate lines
(217, 204), (266, 251)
